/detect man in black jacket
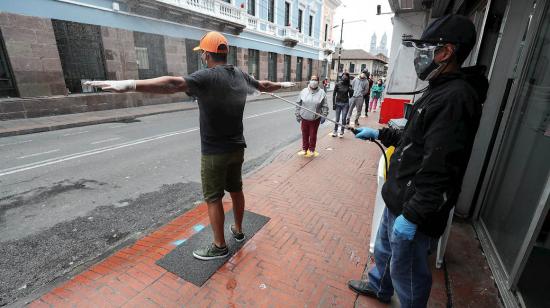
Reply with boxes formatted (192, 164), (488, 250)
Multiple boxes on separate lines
(347, 15), (488, 307)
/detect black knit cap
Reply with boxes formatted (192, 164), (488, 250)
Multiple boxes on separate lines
(408, 14), (477, 64)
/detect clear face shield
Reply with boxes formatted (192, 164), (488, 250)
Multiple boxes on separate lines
(385, 40), (445, 95)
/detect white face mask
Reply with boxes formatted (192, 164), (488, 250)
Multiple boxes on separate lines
(309, 80), (319, 89)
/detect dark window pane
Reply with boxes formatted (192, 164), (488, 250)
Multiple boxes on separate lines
(248, 0), (255, 15)
(52, 20), (106, 94)
(284, 2), (290, 26)
(298, 10), (303, 32)
(307, 59), (313, 80)
(296, 57), (303, 81)
(228, 46), (237, 66)
(268, 52), (277, 81)
(268, 0), (275, 22)
(248, 49), (259, 79)
(134, 31), (167, 79)
(0, 30), (16, 97)
(309, 15), (313, 36)
(284, 55), (291, 81)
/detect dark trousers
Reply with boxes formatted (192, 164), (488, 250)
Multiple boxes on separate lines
(300, 118), (321, 151)
(368, 208), (437, 307)
(333, 102), (349, 133)
(363, 94), (369, 115)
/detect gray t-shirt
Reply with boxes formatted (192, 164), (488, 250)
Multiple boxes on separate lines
(351, 77), (369, 97)
(185, 65), (260, 154)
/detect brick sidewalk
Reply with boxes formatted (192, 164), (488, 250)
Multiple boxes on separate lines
(30, 109), (497, 307)
(26, 112), (388, 307)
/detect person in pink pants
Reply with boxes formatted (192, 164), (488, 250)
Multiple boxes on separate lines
(369, 79), (385, 112)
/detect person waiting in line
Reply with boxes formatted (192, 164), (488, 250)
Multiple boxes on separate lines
(346, 72), (370, 127)
(369, 79), (385, 113)
(322, 77), (330, 93)
(296, 75), (328, 157)
(86, 31), (294, 261)
(331, 72), (353, 138)
(361, 69), (374, 118)
(349, 15), (488, 307)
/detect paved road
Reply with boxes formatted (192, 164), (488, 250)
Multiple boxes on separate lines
(0, 97), (337, 305)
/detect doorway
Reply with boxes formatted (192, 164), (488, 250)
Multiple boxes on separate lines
(477, 0), (550, 305)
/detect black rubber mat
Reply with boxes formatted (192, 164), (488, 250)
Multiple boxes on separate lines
(156, 210), (270, 287)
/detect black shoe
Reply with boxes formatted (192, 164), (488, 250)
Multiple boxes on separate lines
(348, 280), (391, 304)
(230, 224), (246, 242)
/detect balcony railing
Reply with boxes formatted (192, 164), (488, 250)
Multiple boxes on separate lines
(157, 0), (324, 49)
(157, 0), (246, 26)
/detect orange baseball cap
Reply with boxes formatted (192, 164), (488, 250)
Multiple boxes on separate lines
(193, 31), (229, 54)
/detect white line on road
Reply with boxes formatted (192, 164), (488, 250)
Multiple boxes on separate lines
(17, 149), (60, 159)
(0, 140), (33, 147)
(108, 125), (126, 129)
(91, 137), (121, 145)
(62, 130), (89, 137)
(0, 107), (293, 177)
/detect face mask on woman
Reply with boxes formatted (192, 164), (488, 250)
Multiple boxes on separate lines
(309, 80), (319, 89)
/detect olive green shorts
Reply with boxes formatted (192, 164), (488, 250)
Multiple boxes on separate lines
(201, 148), (245, 203)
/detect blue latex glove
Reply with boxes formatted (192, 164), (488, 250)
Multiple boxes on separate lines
(320, 117), (326, 124)
(393, 215), (417, 240)
(354, 127), (379, 140)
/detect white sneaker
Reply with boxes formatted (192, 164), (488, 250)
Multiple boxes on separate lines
(338, 132), (344, 138)
(360, 115), (366, 118)
(331, 132), (337, 137)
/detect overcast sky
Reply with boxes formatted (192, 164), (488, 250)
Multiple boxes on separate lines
(333, 0), (394, 55)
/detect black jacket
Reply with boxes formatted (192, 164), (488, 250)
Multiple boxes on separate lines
(378, 67), (488, 238)
(332, 81), (353, 104)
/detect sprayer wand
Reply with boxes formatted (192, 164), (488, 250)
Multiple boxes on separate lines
(260, 91), (389, 174)
(260, 92), (358, 133)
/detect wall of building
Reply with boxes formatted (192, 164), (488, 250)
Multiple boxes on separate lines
(0, 3), (325, 119)
(0, 0), (322, 60)
(0, 12), (66, 97)
(101, 27), (139, 80)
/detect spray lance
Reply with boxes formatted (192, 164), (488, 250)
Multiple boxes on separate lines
(259, 92), (389, 174)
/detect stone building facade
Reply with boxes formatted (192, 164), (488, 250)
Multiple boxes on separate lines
(0, 0), (337, 120)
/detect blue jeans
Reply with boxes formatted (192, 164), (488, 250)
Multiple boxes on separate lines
(368, 208), (437, 308)
(333, 102), (349, 133)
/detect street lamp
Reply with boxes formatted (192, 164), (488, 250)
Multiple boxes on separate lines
(333, 19), (367, 80)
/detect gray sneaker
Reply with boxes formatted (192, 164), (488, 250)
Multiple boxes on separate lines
(230, 225), (246, 242)
(192, 243), (229, 261)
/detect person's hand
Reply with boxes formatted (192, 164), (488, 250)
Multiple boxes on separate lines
(84, 80), (136, 93)
(296, 117), (301, 123)
(392, 215), (417, 240)
(320, 117), (325, 124)
(280, 82), (296, 88)
(354, 127), (379, 140)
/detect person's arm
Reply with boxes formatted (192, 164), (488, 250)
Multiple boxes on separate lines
(257, 81), (295, 92)
(377, 127), (403, 147)
(320, 96), (329, 117)
(86, 76), (187, 94)
(295, 99), (302, 122)
(332, 83), (338, 103)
